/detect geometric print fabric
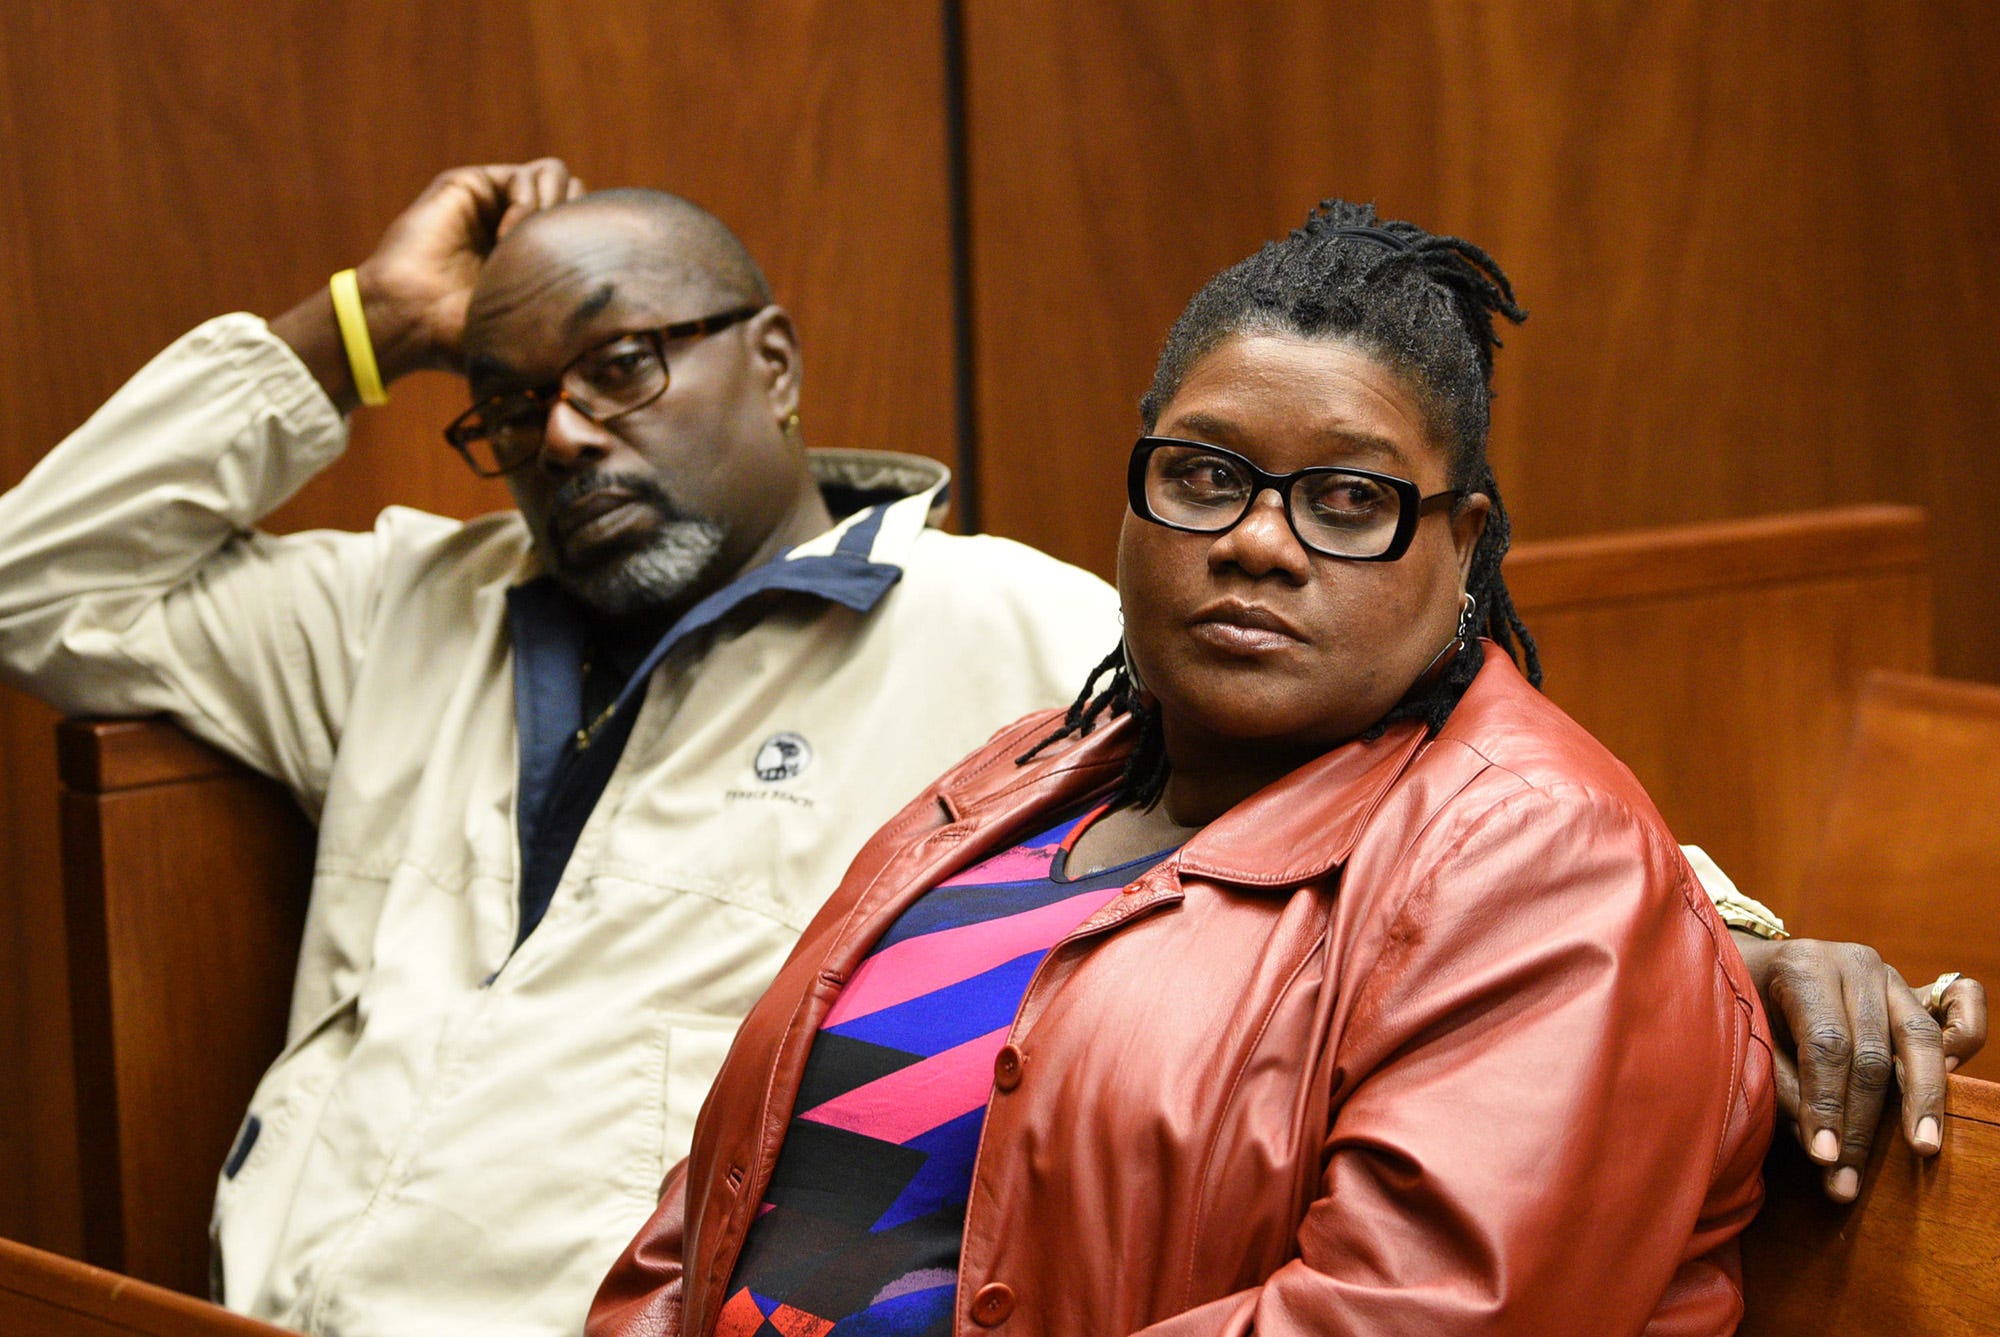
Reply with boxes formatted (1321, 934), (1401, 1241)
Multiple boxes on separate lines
(717, 805), (1173, 1337)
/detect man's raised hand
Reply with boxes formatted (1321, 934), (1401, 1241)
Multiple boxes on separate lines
(356, 159), (587, 379)
(270, 159), (585, 410)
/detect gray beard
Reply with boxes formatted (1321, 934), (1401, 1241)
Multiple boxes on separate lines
(557, 518), (728, 619)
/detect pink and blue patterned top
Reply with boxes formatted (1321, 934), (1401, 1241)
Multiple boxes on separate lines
(714, 806), (1176, 1337)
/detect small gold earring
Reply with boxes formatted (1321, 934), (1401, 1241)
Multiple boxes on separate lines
(782, 411), (801, 435)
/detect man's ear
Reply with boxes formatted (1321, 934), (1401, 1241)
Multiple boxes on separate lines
(749, 306), (801, 420)
(1452, 493), (1490, 583)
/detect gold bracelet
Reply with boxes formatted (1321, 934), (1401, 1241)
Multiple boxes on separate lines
(328, 268), (388, 407)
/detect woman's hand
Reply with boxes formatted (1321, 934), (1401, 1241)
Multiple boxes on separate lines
(1733, 932), (1987, 1201)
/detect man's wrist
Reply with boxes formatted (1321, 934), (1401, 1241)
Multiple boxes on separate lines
(1716, 900), (1789, 941)
(350, 261), (442, 385)
(1681, 844), (1788, 940)
(270, 287), (361, 414)
(1728, 931), (1784, 996)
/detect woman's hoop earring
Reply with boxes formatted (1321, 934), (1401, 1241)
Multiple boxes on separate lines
(1417, 592), (1478, 684)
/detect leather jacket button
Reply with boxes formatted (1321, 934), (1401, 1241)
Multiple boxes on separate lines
(992, 1044), (1024, 1091)
(971, 1282), (1016, 1325)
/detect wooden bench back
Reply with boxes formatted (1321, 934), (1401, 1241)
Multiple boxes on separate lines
(57, 720), (313, 1296)
(1741, 1073), (2000, 1334)
(0, 1236), (290, 1337)
(50, 504), (1941, 1300)
(10, 1079), (1996, 1336)
(1787, 669), (2000, 1078)
(1506, 504), (1934, 922)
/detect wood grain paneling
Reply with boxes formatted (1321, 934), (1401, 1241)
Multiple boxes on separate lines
(1741, 1074), (2000, 1335)
(0, 1236), (292, 1337)
(1507, 506), (1934, 921)
(59, 721), (313, 1294)
(0, 0), (954, 1254)
(1789, 670), (2000, 1078)
(961, 0), (2000, 682)
(0, 691), (67, 1247)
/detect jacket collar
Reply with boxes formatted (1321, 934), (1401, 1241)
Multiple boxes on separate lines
(507, 448), (949, 711)
(505, 449), (952, 846)
(938, 706), (1432, 892)
(788, 448), (951, 564)
(1174, 721), (1428, 886)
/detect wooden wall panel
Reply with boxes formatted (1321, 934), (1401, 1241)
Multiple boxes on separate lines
(1790, 670), (2000, 1078)
(0, 0), (953, 1253)
(961, 0), (2000, 686)
(0, 692), (65, 1247)
(1507, 507), (1934, 920)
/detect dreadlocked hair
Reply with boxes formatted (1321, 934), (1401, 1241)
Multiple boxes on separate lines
(1019, 199), (1542, 806)
(1015, 645), (1172, 807)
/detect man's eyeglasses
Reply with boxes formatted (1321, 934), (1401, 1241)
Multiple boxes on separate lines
(443, 306), (763, 476)
(1127, 436), (1463, 562)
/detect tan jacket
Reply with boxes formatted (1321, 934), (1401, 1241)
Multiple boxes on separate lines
(0, 316), (1122, 1336)
(591, 652), (1775, 1337)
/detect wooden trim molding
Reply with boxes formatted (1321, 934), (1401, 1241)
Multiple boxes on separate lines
(56, 720), (243, 795)
(1506, 505), (1929, 613)
(0, 1235), (291, 1336)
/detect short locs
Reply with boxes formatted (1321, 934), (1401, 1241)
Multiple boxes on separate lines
(1021, 200), (1541, 808)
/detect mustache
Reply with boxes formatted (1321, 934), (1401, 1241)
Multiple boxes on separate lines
(547, 470), (691, 524)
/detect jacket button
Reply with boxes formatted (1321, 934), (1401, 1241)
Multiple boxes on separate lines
(992, 1044), (1024, 1091)
(971, 1282), (1015, 1325)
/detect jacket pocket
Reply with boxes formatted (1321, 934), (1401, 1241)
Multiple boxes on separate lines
(209, 992), (359, 1306)
(662, 1020), (742, 1169)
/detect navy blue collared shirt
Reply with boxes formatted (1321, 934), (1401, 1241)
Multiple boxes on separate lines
(503, 504), (905, 947)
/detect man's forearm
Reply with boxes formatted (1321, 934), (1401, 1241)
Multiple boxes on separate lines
(0, 315), (350, 714)
(270, 285), (363, 415)
(268, 265), (442, 417)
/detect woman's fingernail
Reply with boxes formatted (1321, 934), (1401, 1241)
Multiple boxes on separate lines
(1946, 1056), (1960, 1072)
(1917, 1116), (1942, 1150)
(1832, 1167), (1860, 1200)
(1811, 1129), (1840, 1162)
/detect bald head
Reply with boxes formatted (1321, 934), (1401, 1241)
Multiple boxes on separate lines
(484, 189), (768, 317)
(463, 191), (772, 391)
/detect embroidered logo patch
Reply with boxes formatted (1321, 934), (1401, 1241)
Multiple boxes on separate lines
(754, 732), (813, 782)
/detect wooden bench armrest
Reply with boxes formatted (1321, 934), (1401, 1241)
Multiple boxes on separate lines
(1742, 1072), (2000, 1334)
(0, 1235), (292, 1336)
(58, 718), (313, 1295)
(1505, 504), (1933, 919)
(0, 1234), (291, 1336)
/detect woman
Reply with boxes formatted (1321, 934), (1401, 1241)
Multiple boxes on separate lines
(588, 203), (1772, 1335)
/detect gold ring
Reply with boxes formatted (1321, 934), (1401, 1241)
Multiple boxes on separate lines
(1928, 971), (1964, 1014)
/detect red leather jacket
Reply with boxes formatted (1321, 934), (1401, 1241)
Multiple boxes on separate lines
(590, 652), (1774, 1336)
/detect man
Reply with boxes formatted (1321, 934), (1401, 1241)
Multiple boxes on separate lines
(0, 160), (1108, 1332)
(0, 161), (1980, 1335)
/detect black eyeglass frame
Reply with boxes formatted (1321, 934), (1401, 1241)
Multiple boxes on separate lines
(1126, 435), (1465, 562)
(443, 304), (765, 476)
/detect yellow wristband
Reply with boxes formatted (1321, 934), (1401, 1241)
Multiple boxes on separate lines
(328, 268), (389, 407)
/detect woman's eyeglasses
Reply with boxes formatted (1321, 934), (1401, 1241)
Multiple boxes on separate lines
(1127, 437), (1462, 562)
(443, 305), (763, 477)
